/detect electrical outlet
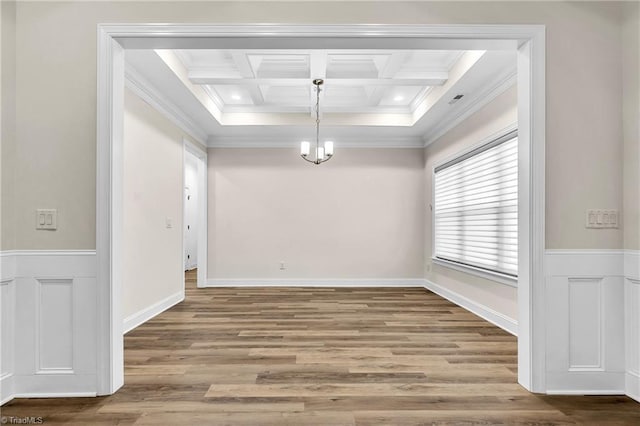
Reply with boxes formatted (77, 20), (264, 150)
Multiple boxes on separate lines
(280, 261), (286, 270)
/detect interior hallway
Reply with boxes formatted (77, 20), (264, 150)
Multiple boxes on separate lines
(2, 272), (638, 425)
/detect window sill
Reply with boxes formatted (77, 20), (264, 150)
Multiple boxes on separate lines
(430, 257), (518, 287)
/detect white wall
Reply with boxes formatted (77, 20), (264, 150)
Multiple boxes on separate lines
(424, 85), (518, 324)
(1, 0), (15, 250)
(208, 148), (425, 282)
(623, 2), (640, 251)
(122, 88), (185, 327)
(2, 0), (629, 252)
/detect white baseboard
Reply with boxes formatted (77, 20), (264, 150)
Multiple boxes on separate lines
(625, 372), (640, 402)
(1, 374), (14, 406)
(123, 291), (185, 334)
(205, 278), (426, 288)
(11, 392), (97, 399)
(423, 279), (518, 336)
(546, 371), (625, 395)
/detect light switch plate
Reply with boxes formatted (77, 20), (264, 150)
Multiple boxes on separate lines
(36, 209), (57, 230)
(586, 209), (619, 229)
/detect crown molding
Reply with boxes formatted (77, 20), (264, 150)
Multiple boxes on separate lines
(206, 135), (425, 148)
(124, 63), (208, 144)
(422, 68), (517, 147)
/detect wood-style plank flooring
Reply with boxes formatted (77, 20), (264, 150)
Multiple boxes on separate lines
(2, 270), (639, 425)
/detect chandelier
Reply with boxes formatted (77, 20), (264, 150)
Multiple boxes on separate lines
(300, 79), (334, 165)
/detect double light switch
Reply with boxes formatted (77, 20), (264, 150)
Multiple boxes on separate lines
(36, 209), (57, 230)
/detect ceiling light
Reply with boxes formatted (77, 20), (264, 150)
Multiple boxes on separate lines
(394, 95), (405, 102)
(231, 94), (241, 100)
(300, 79), (334, 165)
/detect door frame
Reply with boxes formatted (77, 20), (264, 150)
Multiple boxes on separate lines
(97, 23), (545, 395)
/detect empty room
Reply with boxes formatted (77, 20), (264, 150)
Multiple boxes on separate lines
(1, 1), (639, 425)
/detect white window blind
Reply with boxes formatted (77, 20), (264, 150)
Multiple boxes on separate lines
(434, 131), (518, 277)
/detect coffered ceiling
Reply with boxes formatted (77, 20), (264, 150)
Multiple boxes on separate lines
(174, 49), (462, 115)
(125, 47), (516, 147)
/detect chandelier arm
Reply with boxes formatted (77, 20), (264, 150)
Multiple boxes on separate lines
(300, 154), (317, 164)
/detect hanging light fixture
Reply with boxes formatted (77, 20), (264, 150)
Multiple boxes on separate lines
(301, 79), (334, 165)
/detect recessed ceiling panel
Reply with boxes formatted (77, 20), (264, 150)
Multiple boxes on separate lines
(250, 54), (310, 78)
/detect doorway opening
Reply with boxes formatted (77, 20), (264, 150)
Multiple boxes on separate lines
(183, 139), (208, 289)
(97, 24), (545, 396)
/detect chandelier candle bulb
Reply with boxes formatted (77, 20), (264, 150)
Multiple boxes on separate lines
(301, 141), (310, 156)
(325, 141), (334, 156)
(317, 146), (325, 160)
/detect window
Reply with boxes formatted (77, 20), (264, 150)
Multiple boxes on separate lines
(433, 130), (518, 278)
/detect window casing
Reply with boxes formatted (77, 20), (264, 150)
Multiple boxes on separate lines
(433, 130), (518, 279)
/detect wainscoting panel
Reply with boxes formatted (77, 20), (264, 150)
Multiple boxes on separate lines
(38, 279), (74, 372)
(545, 251), (625, 395)
(0, 251), (98, 404)
(568, 278), (603, 370)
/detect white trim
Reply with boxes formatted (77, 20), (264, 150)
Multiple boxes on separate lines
(97, 23), (546, 396)
(11, 392), (97, 399)
(517, 30), (546, 393)
(0, 250), (96, 257)
(123, 290), (184, 334)
(97, 25), (125, 396)
(423, 70), (517, 147)
(545, 372), (625, 395)
(545, 250), (625, 277)
(625, 250), (640, 281)
(423, 279), (518, 336)
(431, 257), (518, 288)
(626, 371), (640, 402)
(546, 389), (625, 396)
(207, 136), (424, 149)
(206, 278), (426, 288)
(0, 374), (14, 406)
(125, 63), (208, 145)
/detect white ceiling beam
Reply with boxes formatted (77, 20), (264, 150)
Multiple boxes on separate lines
(230, 52), (264, 105)
(368, 52), (410, 106)
(189, 76), (449, 86)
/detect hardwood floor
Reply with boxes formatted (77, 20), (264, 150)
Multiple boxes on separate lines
(2, 270), (639, 425)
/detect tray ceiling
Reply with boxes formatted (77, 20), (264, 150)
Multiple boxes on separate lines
(124, 47), (517, 147)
